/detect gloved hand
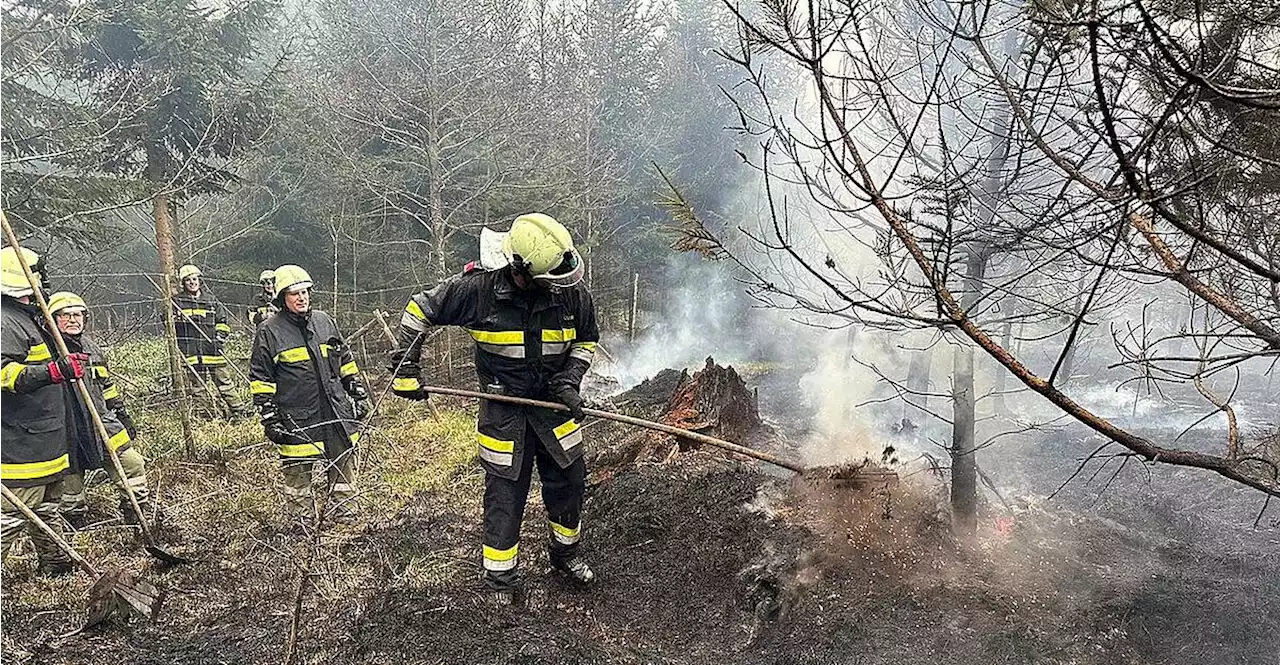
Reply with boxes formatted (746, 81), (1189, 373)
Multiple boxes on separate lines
(117, 407), (138, 439)
(260, 406), (295, 444)
(553, 384), (586, 422)
(353, 398), (370, 420)
(392, 376), (429, 401)
(216, 330), (229, 344)
(47, 353), (89, 384)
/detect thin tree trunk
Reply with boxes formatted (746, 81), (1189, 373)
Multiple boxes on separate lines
(950, 256), (983, 535)
(154, 192), (196, 457)
(903, 340), (933, 420)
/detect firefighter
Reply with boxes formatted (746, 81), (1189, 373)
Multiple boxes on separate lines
(390, 213), (599, 606)
(173, 264), (250, 418)
(1, 246), (75, 574)
(49, 291), (154, 526)
(249, 265), (369, 524)
(249, 269), (277, 327)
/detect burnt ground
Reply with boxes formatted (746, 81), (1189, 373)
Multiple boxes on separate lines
(2, 394), (1278, 664)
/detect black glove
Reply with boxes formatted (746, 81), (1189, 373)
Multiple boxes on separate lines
(353, 399), (370, 420)
(553, 384), (586, 422)
(117, 407), (138, 440)
(260, 406), (296, 444)
(392, 375), (429, 401)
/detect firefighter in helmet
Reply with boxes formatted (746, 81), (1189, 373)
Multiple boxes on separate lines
(173, 264), (250, 418)
(249, 269), (277, 327)
(390, 213), (599, 606)
(249, 265), (369, 524)
(1, 245), (75, 574)
(48, 291), (155, 527)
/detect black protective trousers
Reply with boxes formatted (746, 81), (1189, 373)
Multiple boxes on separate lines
(482, 422), (586, 590)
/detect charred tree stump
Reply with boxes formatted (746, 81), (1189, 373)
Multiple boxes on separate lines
(662, 357), (762, 446)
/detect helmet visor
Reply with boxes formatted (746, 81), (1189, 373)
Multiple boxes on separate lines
(532, 249), (585, 288)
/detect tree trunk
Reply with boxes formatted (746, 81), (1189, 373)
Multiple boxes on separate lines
(153, 192), (196, 457)
(903, 340), (932, 419)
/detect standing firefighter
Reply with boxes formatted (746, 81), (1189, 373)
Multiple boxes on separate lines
(248, 268), (277, 327)
(390, 213), (599, 605)
(173, 264), (250, 418)
(0, 246), (74, 574)
(249, 265), (369, 524)
(49, 291), (155, 526)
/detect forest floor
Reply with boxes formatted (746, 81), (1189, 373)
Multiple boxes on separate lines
(2, 347), (1278, 665)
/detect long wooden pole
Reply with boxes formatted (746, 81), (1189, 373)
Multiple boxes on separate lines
(420, 385), (806, 473)
(2, 215), (185, 564)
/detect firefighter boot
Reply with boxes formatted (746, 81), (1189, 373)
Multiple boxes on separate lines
(485, 569), (520, 608)
(551, 555), (596, 585)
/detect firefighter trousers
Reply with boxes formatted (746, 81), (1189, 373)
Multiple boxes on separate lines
(281, 453), (356, 518)
(187, 363), (249, 417)
(1, 479), (71, 567)
(60, 446), (150, 516)
(482, 423), (586, 591)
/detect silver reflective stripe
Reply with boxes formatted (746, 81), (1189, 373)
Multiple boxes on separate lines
(560, 430), (583, 450)
(569, 347), (594, 362)
(400, 310), (426, 332)
(484, 555), (518, 571)
(550, 521), (581, 545)
(477, 343), (526, 358)
(479, 447), (514, 466)
(542, 342), (570, 356)
(330, 483), (355, 494)
(125, 476), (148, 490)
(282, 485), (312, 497)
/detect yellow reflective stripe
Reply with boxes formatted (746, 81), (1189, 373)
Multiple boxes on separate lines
(1, 454), (70, 480)
(107, 429), (131, 451)
(554, 419), (580, 439)
(573, 342), (598, 352)
(275, 347), (310, 363)
(181, 308), (211, 316)
(482, 544), (518, 562)
(466, 329), (524, 345)
(319, 344), (331, 358)
(24, 343), (51, 362)
(405, 299), (427, 321)
(550, 521), (580, 538)
(542, 328), (577, 342)
(392, 377), (420, 391)
(278, 442), (324, 457)
(1, 362), (25, 391)
(250, 380), (277, 395)
(102, 385), (121, 400)
(478, 433), (514, 453)
(215, 323), (231, 333)
(186, 355), (227, 365)
(93, 365), (109, 379)
(340, 361), (359, 377)
(349, 431), (361, 445)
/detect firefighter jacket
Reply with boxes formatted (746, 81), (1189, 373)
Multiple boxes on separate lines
(173, 290), (232, 366)
(249, 309), (363, 460)
(248, 291), (276, 328)
(63, 333), (134, 473)
(391, 267), (599, 481)
(0, 297), (69, 486)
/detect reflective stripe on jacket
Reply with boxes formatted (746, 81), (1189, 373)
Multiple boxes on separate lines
(1, 298), (69, 486)
(173, 290), (231, 364)
(249, 309), (361, 459)
(391, 268), (598, 480)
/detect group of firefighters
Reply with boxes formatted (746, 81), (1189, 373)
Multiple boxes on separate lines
(1, 213), (597, 605)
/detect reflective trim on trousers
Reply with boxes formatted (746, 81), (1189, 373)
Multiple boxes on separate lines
(330, 483), (355, 494)
(186, 355), (227, 365)
(483, 544), (518, 571)
(550, 520), (581, 545)
(278, 442), (325, 458)
(476, 342), (525, 358)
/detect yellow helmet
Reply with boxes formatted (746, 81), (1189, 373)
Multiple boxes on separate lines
(49, 291), (87, 315)
(272, 264), (313, 303)
(258, 268), (276, 283)
(1, 245), (44, 298)
(178, 264), (202, 281)
(501, 213), (584, 287)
